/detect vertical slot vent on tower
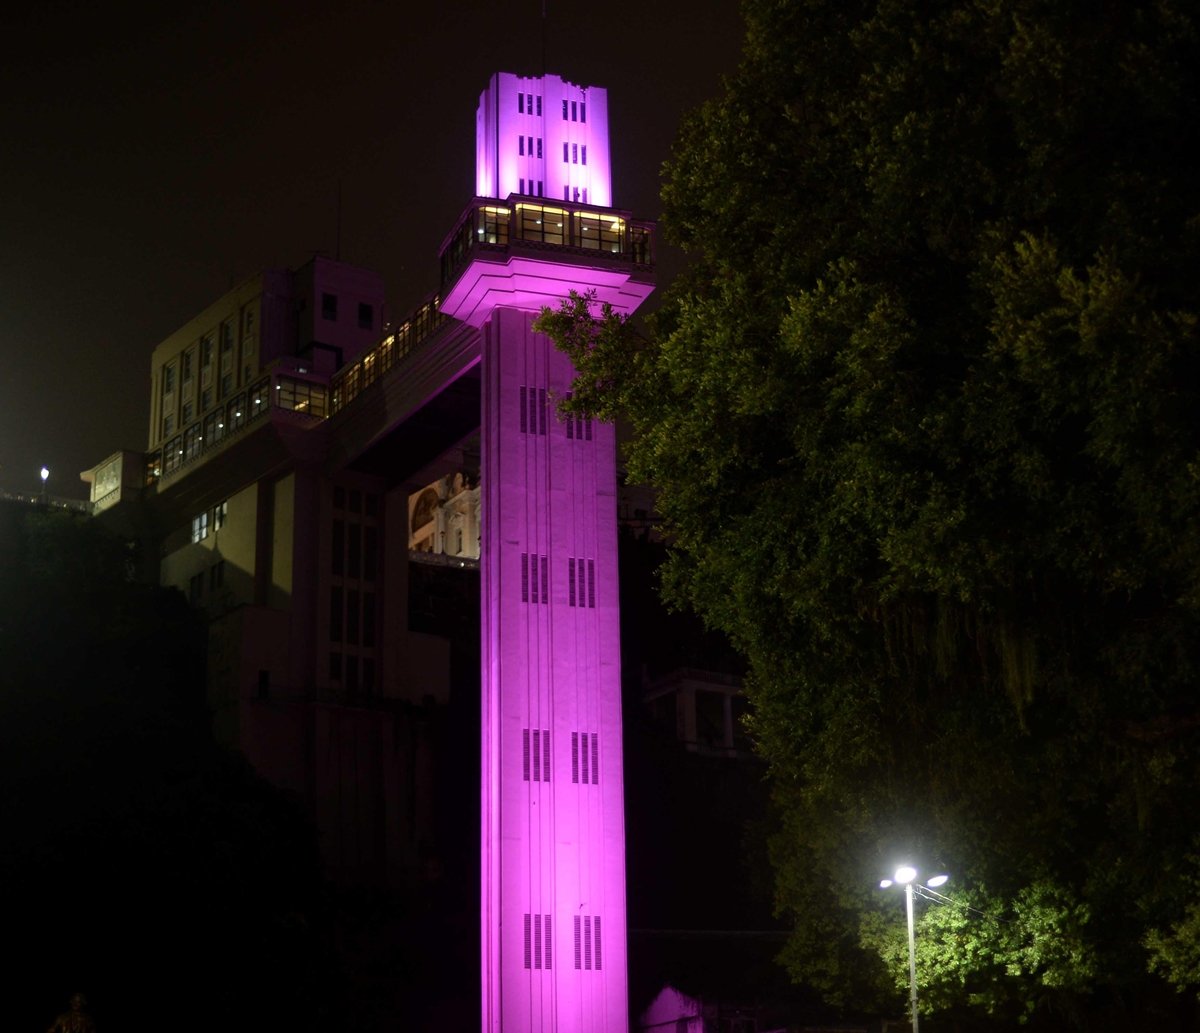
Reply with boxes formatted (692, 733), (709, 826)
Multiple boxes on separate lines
(524, 913), (552, 969)
(573, 914), (603, 970)
(571, 732), (599, 785)
(520, 386), (547, 436)
(567, 558), (596, 608)
(521, 554), (547, 604)
(524, 729), (550, 781)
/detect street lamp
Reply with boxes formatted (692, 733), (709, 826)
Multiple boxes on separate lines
(40, 466), (49, 504)
(879, 865), (949, 1033)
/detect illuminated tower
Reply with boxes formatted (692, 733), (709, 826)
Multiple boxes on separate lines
(440, 72), (653, 1032)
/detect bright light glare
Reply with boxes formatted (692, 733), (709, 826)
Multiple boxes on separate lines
(927, 874), (949, 887)
(40, 466), (49, 481)
(879, 879), (893, 889)
(894, 866), (917, 884)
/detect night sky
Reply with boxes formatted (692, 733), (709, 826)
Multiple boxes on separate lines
(1, 0), (742, 500)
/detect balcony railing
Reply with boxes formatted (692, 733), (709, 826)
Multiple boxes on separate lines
(439, 197), (654, 295)
(144, 300), (456, 487)
(330, 298), (449, 415)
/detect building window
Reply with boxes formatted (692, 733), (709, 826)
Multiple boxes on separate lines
(581, 145), (587, 166)
(571, 100), (577, 121)
(164, 364), (176, 393)
(330, 586), (343, 641)
(537, 180), (543, 196)
(536, 95), (542, 115)
(580, 102), (586, 123)
(332, 519), (344, 575)
(347, 524), (361, 578)
(536, 137), (542, 158)
(562, 99), (568, 119)
(572, 144), (578, 164)
(519, 135), (525, 156)
(518, 93), (524, 114)
(346, 588), (360, 644)
(519, 177), (525, 195)
(191, 511), (209, 543)
(322, 292), (338, 321)
(364, 525), (378, 580)
(563, 142), (569, 163)
(362, 592), (375, 647)
(213, 499), (228, 530)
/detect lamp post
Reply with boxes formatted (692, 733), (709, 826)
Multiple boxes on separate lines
(879, 865), (949, 1033)
(40, 466), (49, 504)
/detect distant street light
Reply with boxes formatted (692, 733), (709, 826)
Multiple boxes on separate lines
(879, 865), (950, 1033)
(40, 466), (49, 504)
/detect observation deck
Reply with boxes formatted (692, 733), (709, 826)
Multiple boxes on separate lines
(438, 195), (655, 325)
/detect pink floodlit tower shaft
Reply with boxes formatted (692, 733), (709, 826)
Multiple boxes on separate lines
(442, 73), (654, 1032)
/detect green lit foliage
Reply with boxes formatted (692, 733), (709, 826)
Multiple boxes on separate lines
(537, 0), (1200, 1025)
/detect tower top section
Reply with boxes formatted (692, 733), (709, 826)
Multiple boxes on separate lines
(476, 72), (611, 208)
(439, 72), (652, 326)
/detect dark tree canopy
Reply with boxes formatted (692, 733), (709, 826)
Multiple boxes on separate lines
(537, 0), (1200, 1026)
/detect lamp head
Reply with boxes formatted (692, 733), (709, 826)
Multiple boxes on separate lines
(927, 874), (949, 887)
(40, 466), (49, 482)
(893, 865), (917, 885)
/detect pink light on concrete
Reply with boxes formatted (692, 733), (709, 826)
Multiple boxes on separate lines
(480, 307), (632, 1032)
(476, 72), (612, 206)
(468, 70), (651, 1033)
(443, 253), (652, 327)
